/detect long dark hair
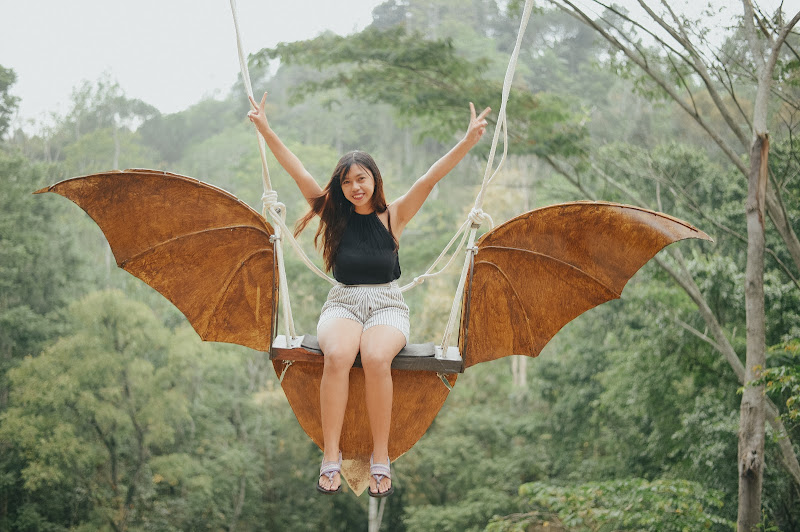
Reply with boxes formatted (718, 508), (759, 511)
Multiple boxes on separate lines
(295, 151), (394, 272)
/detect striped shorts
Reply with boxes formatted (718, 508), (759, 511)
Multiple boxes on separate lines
(317, 282), (410, 344)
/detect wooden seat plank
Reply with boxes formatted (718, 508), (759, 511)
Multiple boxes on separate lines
(270, 335), (463, 374)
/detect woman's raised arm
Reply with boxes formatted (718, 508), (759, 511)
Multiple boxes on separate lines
(247, 92), (323, 204)
(389, 103), (490, 235)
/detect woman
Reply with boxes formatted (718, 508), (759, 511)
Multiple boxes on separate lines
(247, 93), (490, 497)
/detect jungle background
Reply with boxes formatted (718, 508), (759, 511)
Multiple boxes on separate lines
(1, 0), (799, 530)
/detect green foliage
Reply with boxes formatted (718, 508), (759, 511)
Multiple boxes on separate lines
(138, 98), (238, 164)
(0, 150), (85, 358)
(397, 366), (546, 531)
(254, 25), (588, 158)
(754, 339), (800, 427)
(60, 127), (161, 176)
(64, 75), (159, 138)
(487, 478), (733, 531)
(1, 290), (365, 531)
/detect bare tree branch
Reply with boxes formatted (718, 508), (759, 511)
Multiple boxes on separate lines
(637, 0), (751, 146)
(553, 0), (751, 176)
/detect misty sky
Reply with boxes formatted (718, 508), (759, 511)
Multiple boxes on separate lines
(1, 0), (384, 128)
(1, 0), (788, 131)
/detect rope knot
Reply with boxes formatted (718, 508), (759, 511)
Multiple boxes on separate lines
(468, 208), (493, 228)
(261, 190), (279, 208)
(261, 190), (287, 222)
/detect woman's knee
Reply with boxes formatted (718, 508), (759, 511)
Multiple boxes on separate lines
(359, 325), (405, 373)
(323, 347), (358, 374)
(360, 350), (393, 373)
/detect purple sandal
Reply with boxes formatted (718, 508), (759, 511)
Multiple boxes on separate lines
(317, 451), (342, 494)
(368, 455), (394, 498)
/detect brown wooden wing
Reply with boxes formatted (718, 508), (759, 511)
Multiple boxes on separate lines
(274, 358), (456, 496)
(36, 169), (276, 351)
(459, 202), (712, 368)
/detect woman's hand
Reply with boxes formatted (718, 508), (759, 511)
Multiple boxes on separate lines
(463, 102), (491, 147)
(389, 101), (492, 232)
(247, 92), (270, 132)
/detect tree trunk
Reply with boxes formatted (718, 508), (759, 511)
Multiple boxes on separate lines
(512, 356), (528, 388)
(112, 121), (120, 170)
(229, 474), (246, 532)
(737, 133), (769, 531)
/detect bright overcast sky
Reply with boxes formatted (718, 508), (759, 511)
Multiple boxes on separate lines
(0, 0), (384, 129)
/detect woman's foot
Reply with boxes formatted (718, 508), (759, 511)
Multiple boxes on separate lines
(317, 451), (342, 494)
(368, 454), (394, 497)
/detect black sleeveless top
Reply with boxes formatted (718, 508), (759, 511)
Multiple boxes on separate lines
(332, 211), (401, 285)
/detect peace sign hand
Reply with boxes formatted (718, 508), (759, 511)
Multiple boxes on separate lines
(463, 102), (491, 147)
(247, 92), (270, 131)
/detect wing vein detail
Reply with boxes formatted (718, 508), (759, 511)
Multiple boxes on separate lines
(119, 225), (272, 266)
(204, 248), (275, 336)
(475, 261), (537, 352)
(478, 246), (621, 298)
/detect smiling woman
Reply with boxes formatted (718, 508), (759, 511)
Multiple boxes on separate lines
(341, 159), (376, 212)
(247, 91), (490, 497)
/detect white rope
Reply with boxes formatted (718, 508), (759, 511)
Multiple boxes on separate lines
(231, 0), (338, 295)
(398, 208), (493, 292)
(440, 226), (479, 351)
(439, 0), (535, 353)
(268, 202), (298, 339)
(230, 0), (299, 341)
(229, 0), (273, 193)
(265, 206), (338, 285)
(399, 218), (471, 292)
(279, 360), (293, 383)
(473, 0), (534, 211)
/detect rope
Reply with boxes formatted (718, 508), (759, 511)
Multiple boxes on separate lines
(473, 0), (534, 211)
(437, 373), (454, 391)
(229, 0), (273, 193)
(261, 189), (335, 286)
(398, 207), (493, 292)
(279, 360), (293, 383)
(230, 0), (301, 341)
(439, 0), (535, 353)
(399, 218), (472, 292)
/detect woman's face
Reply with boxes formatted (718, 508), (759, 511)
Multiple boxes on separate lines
(341, 164), (375, 213)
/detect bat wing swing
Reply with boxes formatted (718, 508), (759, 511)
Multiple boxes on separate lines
(36, 0), (711, 495)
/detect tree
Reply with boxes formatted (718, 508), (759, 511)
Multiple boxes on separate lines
(0, 65), (20, 139)
(23, 75), (160, 168)
(252, 25), (588, 160)
(487, 479), (733, 531)
(138, 98), (238, 164)
(0, 146), (92, 527)
(534, 2), (800, 527)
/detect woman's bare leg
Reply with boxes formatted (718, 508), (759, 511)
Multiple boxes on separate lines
(360, 325), (406, 495)
(317, 317), (362, 491)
